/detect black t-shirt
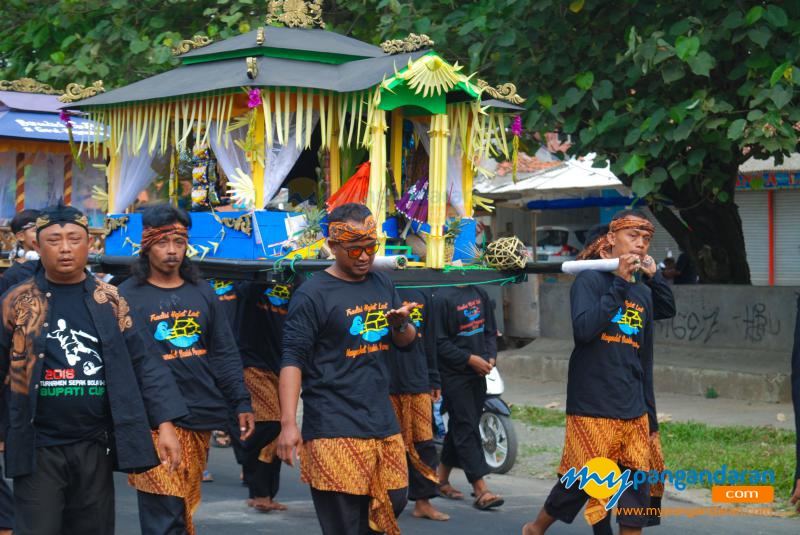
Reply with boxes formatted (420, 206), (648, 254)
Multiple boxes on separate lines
(207, 279), (240, 329)
(238, 279), (299, 372)
(434, 286), (498, 378)
(281, 271), (403, 441)
(118, 279), (251, 431)
(565, 271), (654, 424)
(386, 288), (440, 394)
(35, 282), (110, 447)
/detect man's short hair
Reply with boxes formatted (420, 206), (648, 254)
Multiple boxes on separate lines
(328, 203), (372, 225)
(611, 208), (650, 222)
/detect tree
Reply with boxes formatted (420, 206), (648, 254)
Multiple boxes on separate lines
(514, 1), (800, 284)
(337, 1), (799, 283)
(3, 1), (796, 283)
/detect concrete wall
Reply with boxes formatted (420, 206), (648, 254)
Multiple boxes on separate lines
(539, 281), (797, 353)
(502, 277), (540, 339)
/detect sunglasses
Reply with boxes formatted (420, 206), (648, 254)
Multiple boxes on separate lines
(337, 242), (379, 259)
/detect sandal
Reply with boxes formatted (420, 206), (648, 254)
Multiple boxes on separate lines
(202, 470), (214, 482)
(473, 490), (504, 510)
(211, 430), (231, 448)
(438, 482), (465, 500)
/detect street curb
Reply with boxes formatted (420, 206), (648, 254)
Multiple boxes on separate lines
(499, 350), (791, 404)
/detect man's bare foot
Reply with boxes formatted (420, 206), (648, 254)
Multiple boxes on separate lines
(522, 521), (543, 535)
(252, 496), (288, 511)
(411, 499), (450, 521)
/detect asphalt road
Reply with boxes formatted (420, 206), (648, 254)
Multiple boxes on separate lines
(113, 447), (799, 534)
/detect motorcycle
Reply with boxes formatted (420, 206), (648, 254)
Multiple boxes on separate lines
(433, 367), (518, 474)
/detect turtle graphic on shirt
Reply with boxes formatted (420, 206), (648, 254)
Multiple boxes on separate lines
(612, 307), (643, 335)
(409, 306), (423, 328)
(265, 284), (291, 307)
(464, 305), (481, 321)
(155, 317), (202, 348)
(348, 311), (389, 342)
(210, 279), (234, 296)
(46, 318), (104, 376)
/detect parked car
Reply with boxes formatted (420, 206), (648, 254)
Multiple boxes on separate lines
(532, 225), (588, 263)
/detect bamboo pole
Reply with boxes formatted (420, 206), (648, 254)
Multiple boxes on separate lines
(462, 115), (474, 217)
(390, 108), (403, 207)
(252, 105), (266, 209)
(367, 109), (388, 253)
(329, 104), (341, 194)
(426, 114), (449, 268)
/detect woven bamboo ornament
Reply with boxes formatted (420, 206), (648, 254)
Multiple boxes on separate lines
(484, 236), (527, 270)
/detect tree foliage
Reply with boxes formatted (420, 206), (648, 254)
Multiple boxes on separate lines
(2, 0), (797, 282)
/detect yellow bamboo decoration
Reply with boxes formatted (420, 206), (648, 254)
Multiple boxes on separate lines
(283, 90), (291, 147)
(252, 105), (266, 209)
(426, 113), (449, 268)
(337, 93), (347, 148)
(305, 90), (313, 148)
(462, 118), (474, 218)
(329, 107), (341, 193)
(262, 89), (273, 149)
(319, 93), (328, 148)
(390, 108), (403, 204)
(295, 89), (304, 149)
(107, 149), (120, 213)
(367, 109), (388, 253)
(275, 89), (284, 146)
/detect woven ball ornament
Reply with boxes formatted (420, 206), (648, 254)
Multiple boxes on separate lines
(484, 236), (528, 270)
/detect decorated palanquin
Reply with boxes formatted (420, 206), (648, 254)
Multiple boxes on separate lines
(69, 0), (527, 269)
(0, 78), (107, 256)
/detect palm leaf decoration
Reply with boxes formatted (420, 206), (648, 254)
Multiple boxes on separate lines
(399, 55), (464, 97)
(92, 185), (109, 212)
(226, 167), (257, 210)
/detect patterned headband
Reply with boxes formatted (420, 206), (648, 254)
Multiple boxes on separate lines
(577, 217), (655, 260)
(328, 215), (378, 243)
(140, 223), (189, 254)
(35, 213), (89, 235)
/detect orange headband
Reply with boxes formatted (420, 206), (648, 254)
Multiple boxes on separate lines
(140, 223), (189, 254)
(328, 215), (378, 243)
(577, 217), (655, 260)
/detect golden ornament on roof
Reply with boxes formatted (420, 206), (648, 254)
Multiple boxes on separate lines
(0, 78), (60, 95)
(58, 80), (105, 103)
(266, 0), (325, 29)
(380, 33), (435, 55)
(171, 35), (214, 56)
(256, 27), (266, 45)
(246, 57), (259, 79)
(476, 80), (526, 105)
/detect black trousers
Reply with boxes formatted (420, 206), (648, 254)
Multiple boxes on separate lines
(13, 440), (114, 535)
(137, 491), (186, 535)
(544, 465), (654, 528)
(408, 440), (440, 501)
(311, 487), (408, 535)
(441, 373), (490, 483)
(231, 421), (282, 499)
(0, 463), (13, 530)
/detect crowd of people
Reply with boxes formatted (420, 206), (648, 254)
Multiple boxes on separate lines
(0, 200), (794, 535)
(0, 201), (503, 535)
